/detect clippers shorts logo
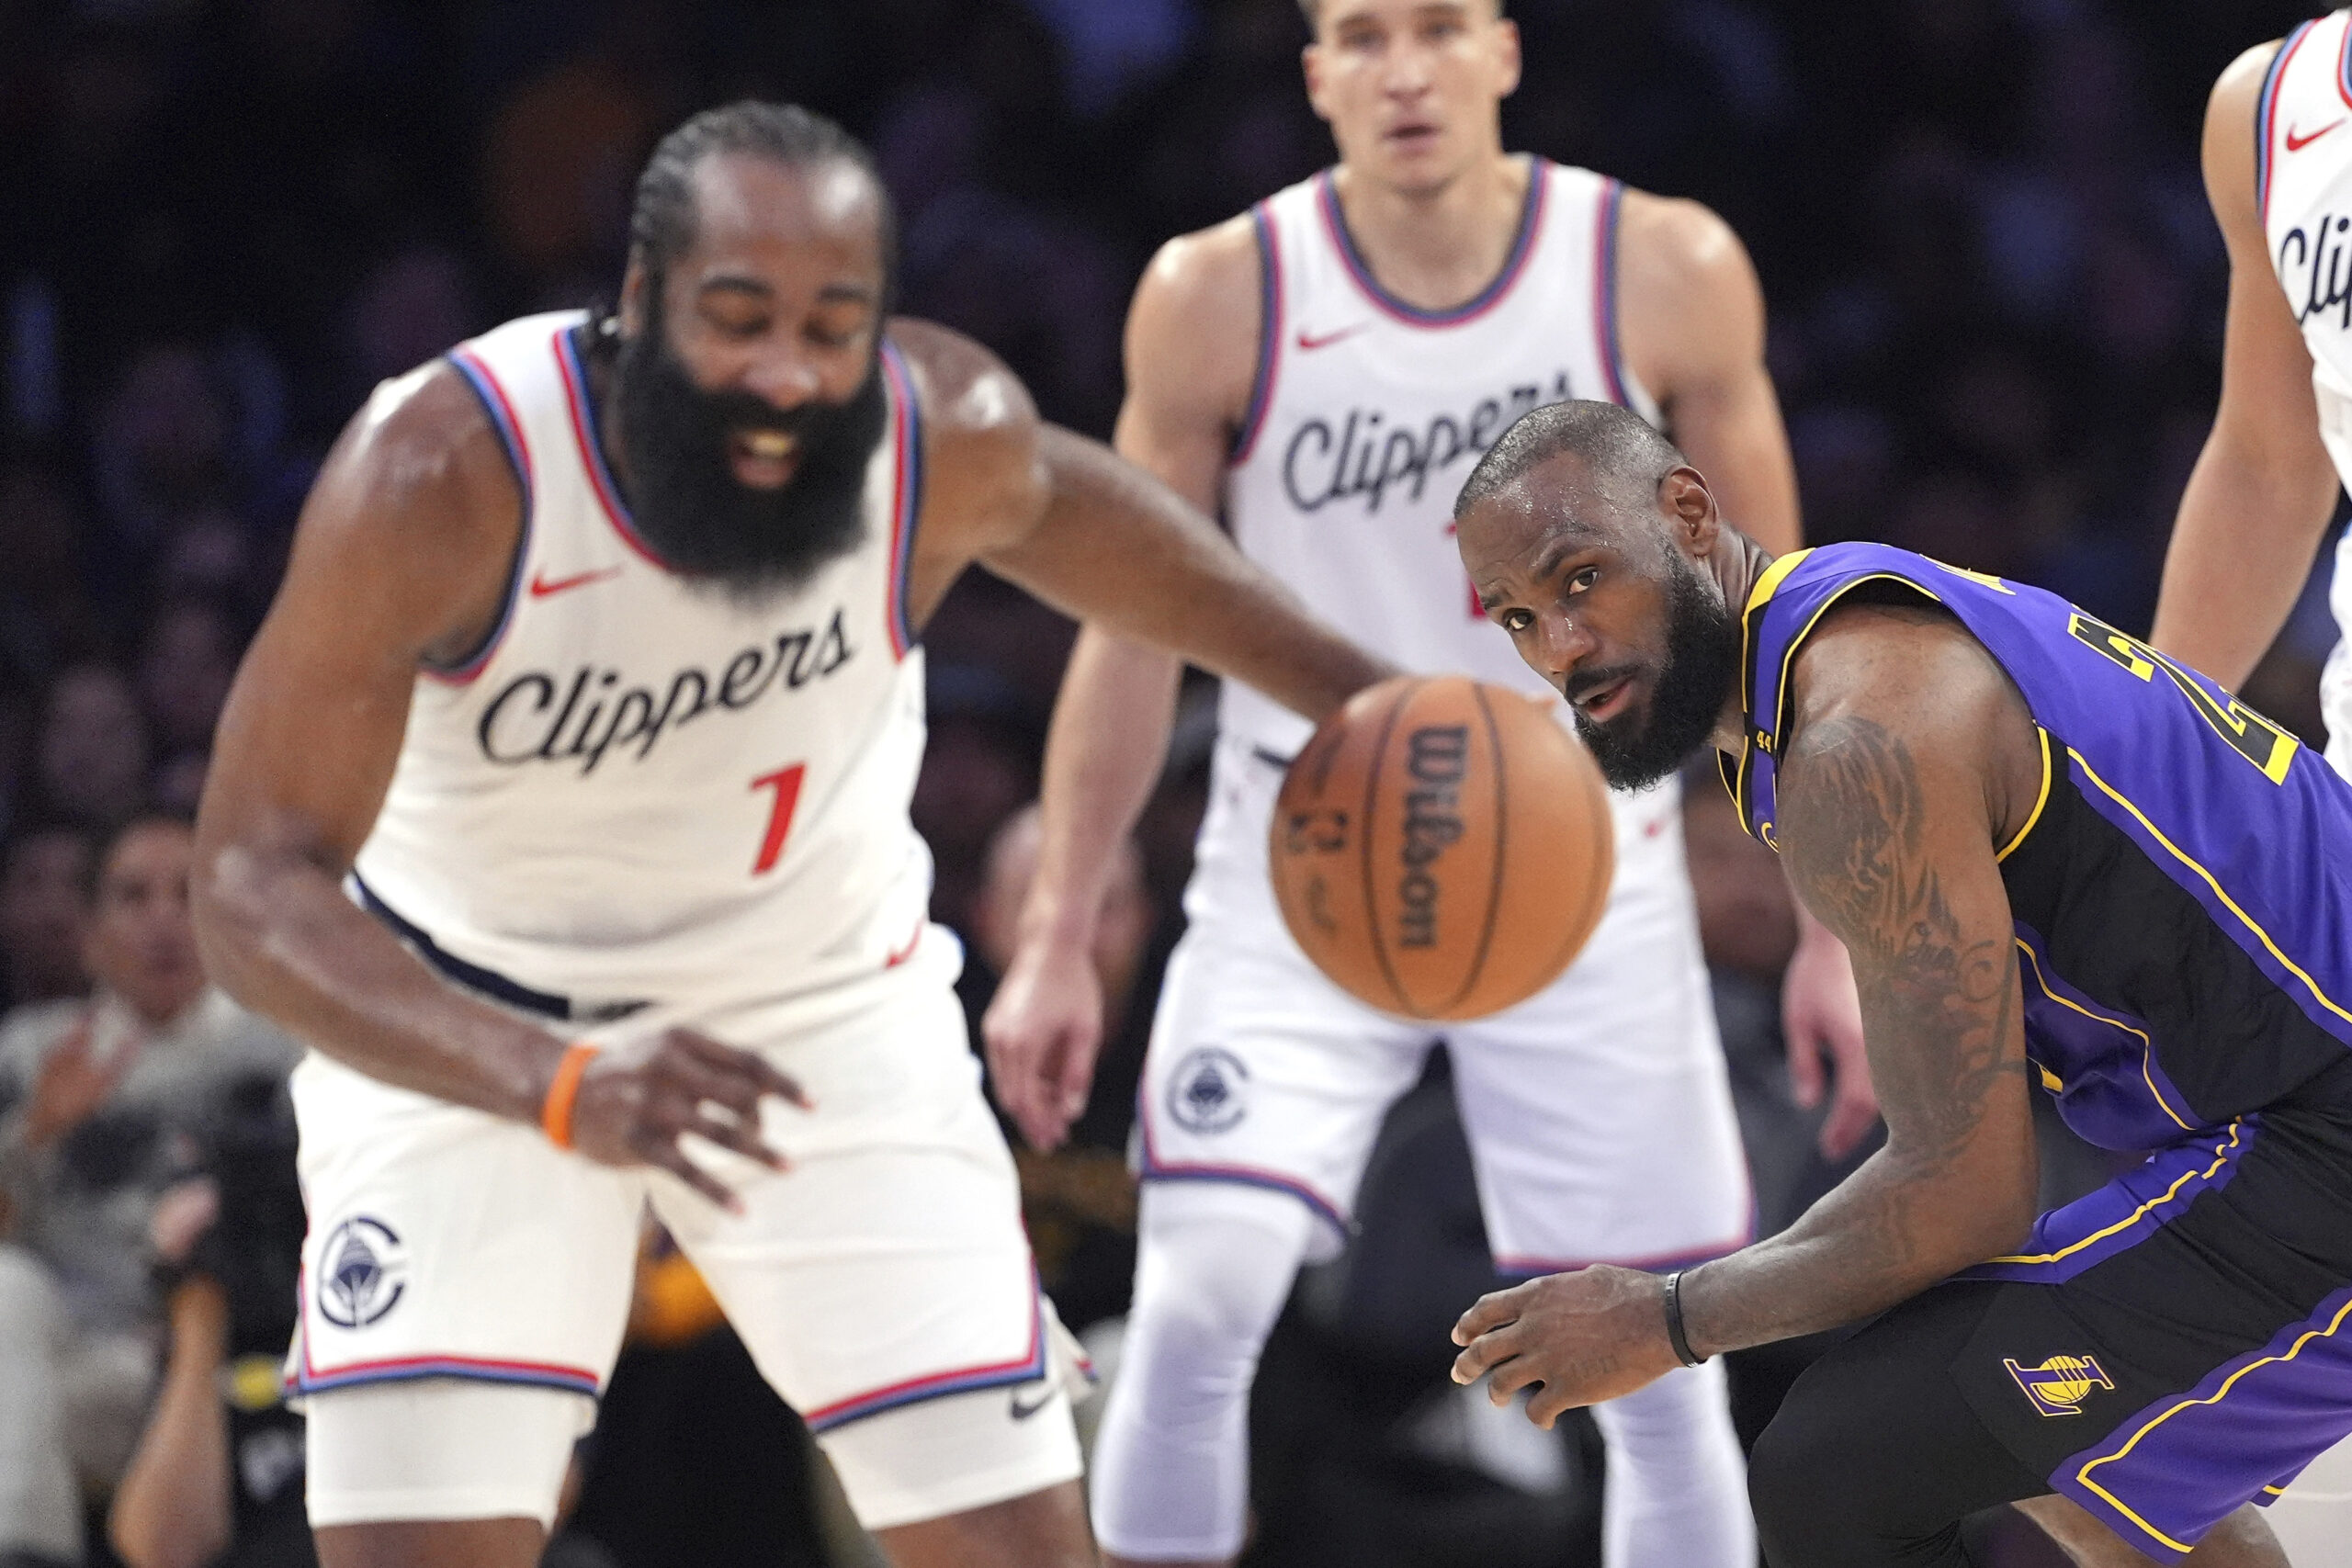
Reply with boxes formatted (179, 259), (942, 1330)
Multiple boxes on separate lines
(1168, 1046), (1250, 1134)
(2006, 1353), (2114, 1417)
(317, 1215), (409, 1329)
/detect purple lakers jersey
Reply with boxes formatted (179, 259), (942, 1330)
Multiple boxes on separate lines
(1726, 543), (2352, 1150)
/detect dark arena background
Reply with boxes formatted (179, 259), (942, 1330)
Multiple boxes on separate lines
(0, 3), (2346, 1567)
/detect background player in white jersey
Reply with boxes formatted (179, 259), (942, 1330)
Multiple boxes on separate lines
(983, 4), (1870, 1564)
(2155, 17), (2352, 765)
(188, 104), (1394, 1568)
(2149, 17), (2352, 1549)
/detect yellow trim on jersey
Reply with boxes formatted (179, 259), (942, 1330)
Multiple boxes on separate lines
(2076, 1292), (2352, 1553)
(2069, 749), (2352, 1032)
(2037, 1064), (2065, 1093)
(1983, 1121), (2241, 1266)
(1996, 728), (2053, 863)
(2011, 938), (2197, 1134)
(1743, 547), (1815, 620)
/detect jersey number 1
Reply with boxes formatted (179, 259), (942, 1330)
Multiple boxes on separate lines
(751, 763), (807, 875)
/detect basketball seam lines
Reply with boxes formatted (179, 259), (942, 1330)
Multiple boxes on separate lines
(1437, 683), (1509, 1016)
(1362, 679), (1417, 1014)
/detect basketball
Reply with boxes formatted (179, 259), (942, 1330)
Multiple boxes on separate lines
(1269, 675), (1615, 1021)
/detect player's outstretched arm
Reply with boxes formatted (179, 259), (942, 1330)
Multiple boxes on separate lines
(979, 226), (1255, 1148)
(193, 368), (799, 1207)
(1448, 608), (2042, 1425)
(2152, 41), (2341, 689)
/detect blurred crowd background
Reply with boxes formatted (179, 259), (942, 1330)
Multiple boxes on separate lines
(0, 2), (2345, 1566)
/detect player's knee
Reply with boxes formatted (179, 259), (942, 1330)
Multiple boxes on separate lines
(1122, 1182), (1314, 1415)
(1749, 1379), (1889, 1567)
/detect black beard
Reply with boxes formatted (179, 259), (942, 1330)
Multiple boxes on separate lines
(606, 300), (887, 599)
(1573, 554), (1742, 791)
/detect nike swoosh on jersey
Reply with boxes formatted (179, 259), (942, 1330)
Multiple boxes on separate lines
(1008, 1384), (1057, 1421)
(1295, 323), (1370, 351)
(2288, 118), (2345, 152)
(528, 566), (624, 598)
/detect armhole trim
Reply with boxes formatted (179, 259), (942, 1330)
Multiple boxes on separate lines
(1230, 203), (1283, 465)
(1996, 726), (2054, 863)
(425, 349), (534, 683)
(880, 342), (924, 658)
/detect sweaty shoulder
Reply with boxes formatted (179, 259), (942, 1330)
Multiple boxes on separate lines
(1125, 213), (1263, 422)
(2204, 39), (2286, 221)
(292, 360), (523, 665)
(887, 317), (1047, 612)
(1781, 600), (2038, 852)
(1612, 188), (1767, 397)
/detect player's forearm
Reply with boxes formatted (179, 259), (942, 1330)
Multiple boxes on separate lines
(2152, 436), (2339, 689)
(1023, 627), (1182, 951)
(109, 1290), (232, 1568)
(193, 828), (564, 1122)
(990, 425), (1396, 721)
(1678, 1144), (2037, 1355)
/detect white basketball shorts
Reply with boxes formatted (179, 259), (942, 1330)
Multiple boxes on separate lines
(288, 930), (1080, 1531)
(1144, 749), (1752, 1269)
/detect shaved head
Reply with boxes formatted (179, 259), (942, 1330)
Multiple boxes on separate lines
(1454, 399), (1688, 524)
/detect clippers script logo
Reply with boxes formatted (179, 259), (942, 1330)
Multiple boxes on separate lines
(1168, 1046), (1250, 1134)
(317, 1216), (409, 1329)
(2006, 1354), (2114, 1417)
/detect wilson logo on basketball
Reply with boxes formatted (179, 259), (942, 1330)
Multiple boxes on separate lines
(1269, 675), (1614, 1021)
(1396, 725), (1468, 950)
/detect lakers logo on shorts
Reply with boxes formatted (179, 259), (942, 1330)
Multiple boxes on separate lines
(318, 1216), (409, 1329)
(2006, 1354), (2114, 1417)
(1168, 1046), (1249, 1134)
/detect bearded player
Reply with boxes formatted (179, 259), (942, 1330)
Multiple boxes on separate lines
(981, 4), (1870, 1565)
(1447, 399), (2346, 1566)
(190, 104), (1394, 1568)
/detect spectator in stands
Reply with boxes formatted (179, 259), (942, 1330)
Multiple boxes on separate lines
(31, 666), (151, 834)
(108, 1078), (311, 1568)
(0, 825), (92, 1011)
(0, 813), (300, 1567)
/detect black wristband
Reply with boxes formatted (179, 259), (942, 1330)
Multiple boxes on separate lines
(1663, 1269), (1706, 1367)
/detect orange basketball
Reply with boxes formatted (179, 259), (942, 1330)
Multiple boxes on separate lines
(1270, 675), (1615, 1021)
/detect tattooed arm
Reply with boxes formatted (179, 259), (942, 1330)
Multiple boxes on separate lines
(1449, 604), (2044, 1425)
(1674, 606), (2042, 1348)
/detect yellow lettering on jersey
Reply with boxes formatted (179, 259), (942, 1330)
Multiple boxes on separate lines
(2067, 614), (2299, 784)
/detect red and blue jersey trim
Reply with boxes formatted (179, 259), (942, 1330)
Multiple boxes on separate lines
(800, 1288), (1048, 1433)
(554, 322), (673, 570)
(288, 1267), (603, 1398)
(2258, 19), (2322, 229)
(1592, 177), (1633, 407)
(879, 341), (923, 659)
(1133, 1081), (1348, 1232)
(1316, 157), (1548, 328)
(430, 346), (537, 684)
(1230, 202), (1284, 465)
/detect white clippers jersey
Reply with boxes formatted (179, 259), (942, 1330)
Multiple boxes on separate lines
(2260, 11), (2352, 774)
(352, 311), (935, 1007)
(1212, 160), (1668, 864)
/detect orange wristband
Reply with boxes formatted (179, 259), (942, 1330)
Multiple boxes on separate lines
(540, 1043), (599, 1150)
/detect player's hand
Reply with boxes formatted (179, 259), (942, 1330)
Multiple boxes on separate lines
(23, 1011), (140, 1149)
(1449, 1266), (1680, 1427)
(567, 1028), (810, 1212)
(1781, 921), (1880, 1160)
(982, 933), (1104, 1152)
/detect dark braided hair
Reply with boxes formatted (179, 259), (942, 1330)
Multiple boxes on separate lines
(621, 101), (898, 319)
